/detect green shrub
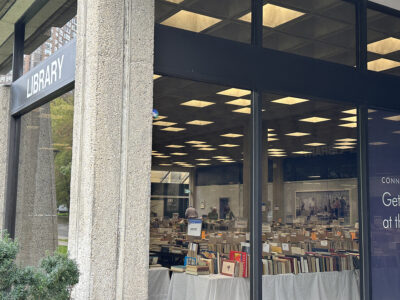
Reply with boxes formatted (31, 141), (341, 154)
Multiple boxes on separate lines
(0, 231), (79, 300)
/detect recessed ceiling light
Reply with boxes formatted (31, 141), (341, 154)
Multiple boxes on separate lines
(286, 132), (310, 137)
(198, 148), (217, 151)
(304, 143), (326, 146)
(192, 144), (212, 148)
(369, 142), (388, 146)
(219, 144), (239, 147)
(269, 154), (287, 157)
(165, 0), (184, 3)
(221, 160), (235, 163)
(336, 138), (357, 142)
(155, 115), (168, 120)
(217, 88), (251, 97)
(197, 163), (211, 166)
(186, 140), (206, 144)
(153, 74), (162, 80)
(171, 152), (187, 156)
(157, 155), (171, 158)
(335, 142), (356, 146)
(300, 117), (330, 123)
(269, 148), (284, 151)
(239, 4), (304, 28)
(221, 133), (243, 138)
(334, 146), (355, 149)
(341, 116), (357, 122)
(342, 109), (357, 115)
(162, 127), (186, 132)
(196, 158), (211, 161)
(173, 162), (186, 164)
(368, 58), (400, 72)
(225, 99), (251, 106)
(268, 133), (277, 137)
(152, 153), (164, 156)
(368, 109), (376, 113)
(308, 175), (321, 179)
(233, 107), (251, 114)
(166, 145), (185, 148)
(161, 10), (221, 32)
(393, 131), (400, 134)
(181, 100), (215, 108)
(268, 129), (275, 132)
(268, 138), (279, 141)
(368, 37), (400, 55)
(159, 164), (173, 166)
(153, 121), (177, 126)
(339, 123), (357, 128)
(293, 151), (312, 155)
(271, 97), (309, 105)
(385, 115), (400, 121)
(186, 120), (214, 125)
(269, 152), (286, 155)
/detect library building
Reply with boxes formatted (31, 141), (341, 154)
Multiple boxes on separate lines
(1, 0), (400, 299)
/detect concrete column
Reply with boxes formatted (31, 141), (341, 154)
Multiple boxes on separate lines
(15, 104), (58, 266)
(0, 85), (10, 230)
(272, 159), (284, 222)
(189, 169), (196, 207)
(69, 0), (154, 299)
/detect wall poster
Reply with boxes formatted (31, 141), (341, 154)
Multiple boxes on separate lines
(295, 190), (350, 223)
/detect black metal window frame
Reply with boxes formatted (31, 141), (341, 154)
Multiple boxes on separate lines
(4, 1), (400, 299)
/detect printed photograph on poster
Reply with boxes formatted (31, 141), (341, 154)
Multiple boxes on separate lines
(295, 190), (350, 223)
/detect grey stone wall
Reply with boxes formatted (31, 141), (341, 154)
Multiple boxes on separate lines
(69, 0), (154, 299)
(15, 104), (58, 266)
(0, 85), (10, 230)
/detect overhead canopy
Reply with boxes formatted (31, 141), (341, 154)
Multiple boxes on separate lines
(0, 0), (77, 74)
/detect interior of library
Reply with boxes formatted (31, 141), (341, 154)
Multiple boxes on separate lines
(149, 75), (361, 298)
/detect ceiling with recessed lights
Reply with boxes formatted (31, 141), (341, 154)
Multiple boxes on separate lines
(151, 75), (363, 169)
(156, 0), (400, 75)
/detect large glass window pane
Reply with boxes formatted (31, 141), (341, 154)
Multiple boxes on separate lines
(367, 9), (400, 76)
(259, 92), (360, 298)
(15, 91), (74, 265)
(155, 0), (251, 43)
(368, 109), (400, 299)
(149, 75), (251, 298)
(261, 0), (356, 66)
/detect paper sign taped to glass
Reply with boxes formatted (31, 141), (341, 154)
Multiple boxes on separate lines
(187, 219), (202, 236)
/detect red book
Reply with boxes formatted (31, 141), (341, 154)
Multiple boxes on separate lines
(229, 251), (248, 278)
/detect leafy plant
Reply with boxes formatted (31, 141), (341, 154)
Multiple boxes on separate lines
(0, 231), (79, 300)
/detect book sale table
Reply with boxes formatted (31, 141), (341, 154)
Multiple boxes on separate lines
(148, 267), (171, 300)
(167, 270), (360, 300)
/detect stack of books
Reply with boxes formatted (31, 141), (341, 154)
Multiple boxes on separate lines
(185, 265), (210, 275)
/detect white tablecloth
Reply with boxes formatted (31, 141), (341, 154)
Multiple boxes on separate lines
(149, 267), (170, 300)
(167, 270), (360, 300)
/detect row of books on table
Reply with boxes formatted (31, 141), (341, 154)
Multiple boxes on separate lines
(262, 252), (360, 275)
(170, 244), (359, 277)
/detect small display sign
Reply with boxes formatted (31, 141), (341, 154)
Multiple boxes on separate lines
(187, 219), (202, 236)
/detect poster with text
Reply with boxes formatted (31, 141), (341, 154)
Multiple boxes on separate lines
(368, 109), (400, 300)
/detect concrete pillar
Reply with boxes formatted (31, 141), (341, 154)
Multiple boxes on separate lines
(189, 169), (196, 207)
(272, 159), (284, 222)
(15, 104), (58, 266)
(69, 0), (154, 299)
(0, 85), (10, 230)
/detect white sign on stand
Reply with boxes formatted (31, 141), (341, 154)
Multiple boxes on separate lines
(187, 219), (202, 236)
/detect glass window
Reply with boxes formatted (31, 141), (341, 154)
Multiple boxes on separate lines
(155, 0), (251, 43)
(262, 0), (356, 66)
(367, 9), (400, 76)
(149, 75), (251, 297)
(15, 92), (74, 266)
(259, 92), (360, 297)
